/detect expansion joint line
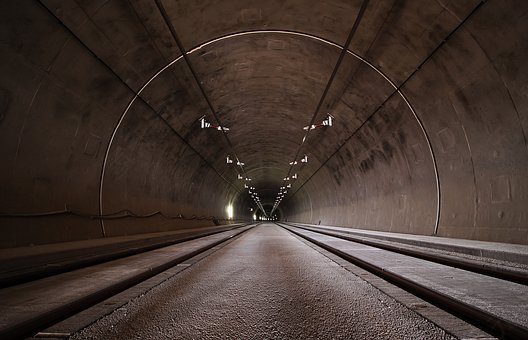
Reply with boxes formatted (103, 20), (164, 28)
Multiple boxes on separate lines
(285, 0), (487, 235)
(155, 0), (264, 216)
(271, 0), (370, 216)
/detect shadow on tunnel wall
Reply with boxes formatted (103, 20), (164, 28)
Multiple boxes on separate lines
(284, 0), (528, 244)
(0, 1), (251, 248)
(0, 0), (527, 247)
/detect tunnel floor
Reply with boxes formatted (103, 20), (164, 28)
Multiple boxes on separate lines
(72, 224), (453, 339)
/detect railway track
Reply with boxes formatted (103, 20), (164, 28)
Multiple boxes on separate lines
(0, 223), (253, 288)
(278, 222), (528, 339)
(0, 224), (257, 339)
(283, 222), (528, 285)
(1, 222), (526, 339)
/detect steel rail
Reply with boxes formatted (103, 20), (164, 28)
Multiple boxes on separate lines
(0, 223), (251, 288)
(0, 224), (258, 339)
(279, 222), (528, 339)
(283, 222), (528, 285)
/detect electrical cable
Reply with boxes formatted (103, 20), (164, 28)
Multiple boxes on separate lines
(0, 206), (231, 221)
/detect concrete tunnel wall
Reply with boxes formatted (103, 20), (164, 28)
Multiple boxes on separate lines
(0, 0), (527, 248)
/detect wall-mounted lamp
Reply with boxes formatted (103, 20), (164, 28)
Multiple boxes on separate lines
(199, 116), (230, 131)
(199, 116), (209, 129)
(302, 114), (333, 131)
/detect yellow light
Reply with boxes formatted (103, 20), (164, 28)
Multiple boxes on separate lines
(226, 204), (233, 219)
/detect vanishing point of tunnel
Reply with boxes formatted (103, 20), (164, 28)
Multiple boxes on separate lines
(0, 0), (528, 339)
(1, 0), (528, 245)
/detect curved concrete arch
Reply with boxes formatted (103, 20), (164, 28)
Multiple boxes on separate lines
(98, 55), (183, 236)
(99, 29), (440, 235)
(189, 30), (441, 233)
(1, 0), (527, 247)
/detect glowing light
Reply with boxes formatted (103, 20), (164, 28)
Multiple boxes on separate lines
(226, 204), (233, 219)
(303, 114), (333, 131)
(199, 116), (209, 129)
(253, 213), (257, 221)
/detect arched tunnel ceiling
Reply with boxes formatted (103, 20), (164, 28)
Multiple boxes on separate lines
(59, 0), (473, 202)
(1, 0), (527, 246)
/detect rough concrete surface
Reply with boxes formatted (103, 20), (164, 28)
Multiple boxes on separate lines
(1, 1), (528, 247)
(73, 224), (455, 339)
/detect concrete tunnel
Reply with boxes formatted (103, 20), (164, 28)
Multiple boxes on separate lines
(1, 0), (527, 249)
